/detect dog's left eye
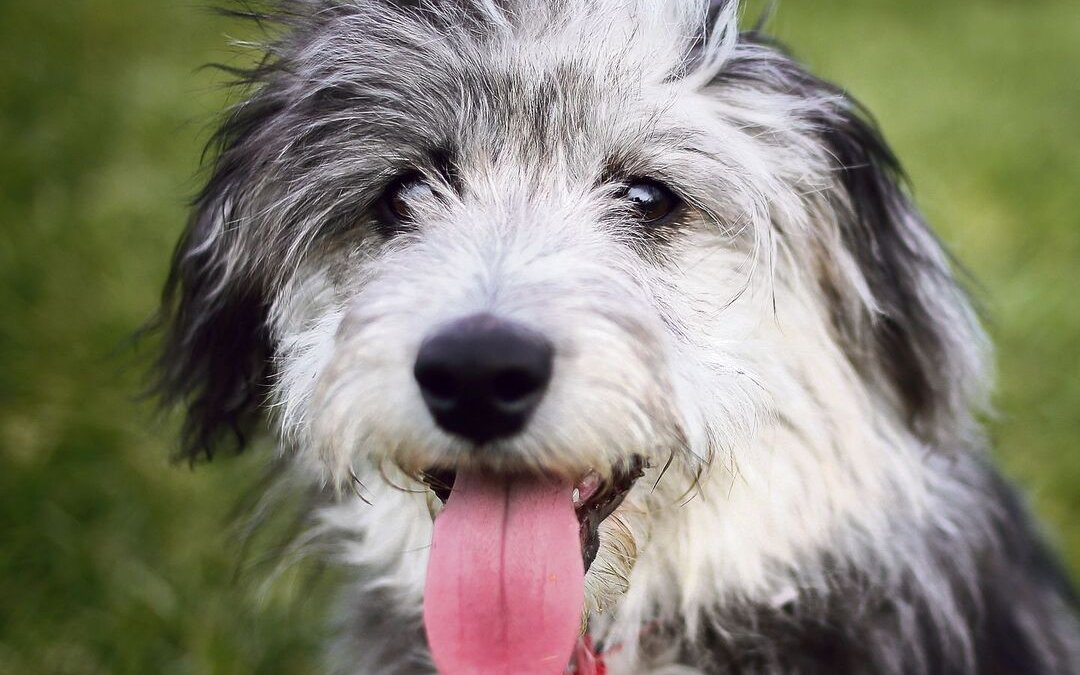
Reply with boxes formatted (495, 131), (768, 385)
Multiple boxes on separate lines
(620, 179), (681, 226)
(377, 174), (435, 226)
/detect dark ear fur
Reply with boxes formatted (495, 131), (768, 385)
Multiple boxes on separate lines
(154, 188), (272, 463)
(153, 83), (288, 462)
(152, 5), (353, 462)
(816, 83), (982, 444)
(722, 33), (984, 445)
(816, 99), (960, 430)
(150, 4), (313, 462)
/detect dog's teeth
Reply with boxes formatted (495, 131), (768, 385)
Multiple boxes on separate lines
(576, 472), (602, 504)
(426, 491), (444, 519)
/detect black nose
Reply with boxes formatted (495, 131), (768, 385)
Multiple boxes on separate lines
(414, 314), (554, 444)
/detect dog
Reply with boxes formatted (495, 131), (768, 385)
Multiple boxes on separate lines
(154, 1), (1080, 672)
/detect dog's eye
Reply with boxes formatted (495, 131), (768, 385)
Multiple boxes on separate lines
(621, 179), (681, 226)
(378, 174), (435, 225)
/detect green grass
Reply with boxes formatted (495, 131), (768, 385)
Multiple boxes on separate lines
(0, 1), (1076, 672)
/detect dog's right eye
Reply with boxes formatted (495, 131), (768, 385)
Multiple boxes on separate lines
(377, 174), (435, 227)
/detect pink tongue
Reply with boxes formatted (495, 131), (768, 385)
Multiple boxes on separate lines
(424, 469), (585, 675)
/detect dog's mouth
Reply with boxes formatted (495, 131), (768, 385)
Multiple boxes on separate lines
(421, 457), (644, 572)
(420, 459), (645, 673)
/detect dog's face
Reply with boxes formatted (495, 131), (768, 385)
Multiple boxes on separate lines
(266, 4), (770, 616)
(296, 63), (713, 484)
(158, 0), (987, 653)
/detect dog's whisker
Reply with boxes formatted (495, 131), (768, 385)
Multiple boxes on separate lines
(347, 467), (373, 506)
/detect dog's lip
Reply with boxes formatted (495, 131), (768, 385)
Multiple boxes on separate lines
(419, 458), (645, 571)
(420, 460), (643, 512)
(575, 458), (645, 570)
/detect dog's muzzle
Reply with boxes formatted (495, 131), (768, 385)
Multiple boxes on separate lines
(413, 313), (646, 674)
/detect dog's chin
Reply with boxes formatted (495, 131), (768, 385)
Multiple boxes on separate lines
(420, 456), (645, 572)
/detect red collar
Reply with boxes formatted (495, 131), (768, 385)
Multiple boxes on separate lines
(566, 620), (662, 673)
(567, 634), (607, 675)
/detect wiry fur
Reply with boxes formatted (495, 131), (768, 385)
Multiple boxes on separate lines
(156, 1), (1079, 672)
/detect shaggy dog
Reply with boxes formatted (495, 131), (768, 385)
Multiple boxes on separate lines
(155, 1), (1079, 672)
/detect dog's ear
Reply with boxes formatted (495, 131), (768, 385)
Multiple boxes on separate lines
(155, 189), (271, 463)
(154, 121), (276, 462)
(151, 3), (363, 462)
(713, 36), (987, 445)
(809, 82), (987, 446)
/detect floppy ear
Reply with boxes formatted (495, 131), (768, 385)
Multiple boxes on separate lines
(714, 34), (988, 446)
(794, 84), (986, 450)
(152, 3), (370, 461)
(154, 75), (290, 462)
(154, 172), (273, 462)
(812, 91), (986, 446)
(152, 1), (313, 462)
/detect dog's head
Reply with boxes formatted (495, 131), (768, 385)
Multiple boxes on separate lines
(157, 0), (987, 663)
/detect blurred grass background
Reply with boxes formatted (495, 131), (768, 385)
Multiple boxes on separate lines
(0, 1), (1076, 672)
